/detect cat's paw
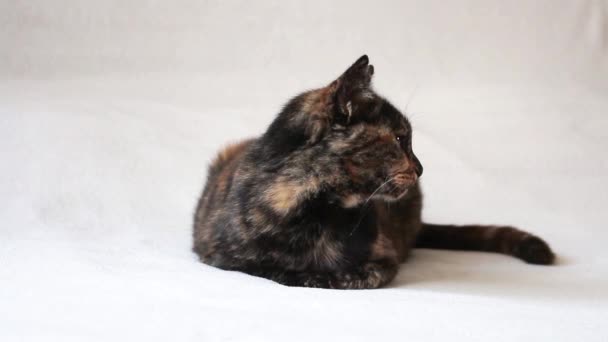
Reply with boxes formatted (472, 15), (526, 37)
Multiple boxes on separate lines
(279, 272), (333, 289)
(514, 235), (555, 265)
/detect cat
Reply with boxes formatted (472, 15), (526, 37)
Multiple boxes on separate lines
(192, 55), (555, 289)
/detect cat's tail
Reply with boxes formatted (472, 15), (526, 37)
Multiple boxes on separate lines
(416, 223), (555, 265)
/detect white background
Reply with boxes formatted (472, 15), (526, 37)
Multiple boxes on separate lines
(1, 1), (607, 341)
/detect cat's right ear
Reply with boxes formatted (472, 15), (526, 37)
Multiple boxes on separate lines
(333, 55), (375, 121)
(292, 56), (376, 144)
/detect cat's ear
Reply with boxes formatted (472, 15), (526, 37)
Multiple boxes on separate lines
(291, 55), (376, 145)
(334, 55), (375, 121)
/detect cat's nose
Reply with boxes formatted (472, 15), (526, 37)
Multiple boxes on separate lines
(415, 162), (423, 177)
(415, 166), (423, 177)
(412, 155), (423, 177)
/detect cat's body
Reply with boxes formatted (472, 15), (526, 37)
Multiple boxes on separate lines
(193, 56), (554, 289)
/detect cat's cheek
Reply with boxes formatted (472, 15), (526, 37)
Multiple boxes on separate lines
(343, 160), (364, 184)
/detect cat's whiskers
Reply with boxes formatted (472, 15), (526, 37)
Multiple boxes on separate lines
(361, 177), (395, 208)
(348, 176), (396, 237)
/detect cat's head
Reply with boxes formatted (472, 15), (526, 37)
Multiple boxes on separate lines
(261, 55), (422, 207)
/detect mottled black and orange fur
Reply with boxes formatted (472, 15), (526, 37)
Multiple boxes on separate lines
(193, 55), (555, 289)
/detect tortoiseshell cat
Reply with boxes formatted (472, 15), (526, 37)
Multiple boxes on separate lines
(193, 55), (555, 289)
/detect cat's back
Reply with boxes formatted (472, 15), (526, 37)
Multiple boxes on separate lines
(207, 139), (255, 181)
(193, 139), (255, 259)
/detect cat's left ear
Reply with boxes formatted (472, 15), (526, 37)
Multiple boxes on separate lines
(334, 55), (375, 121)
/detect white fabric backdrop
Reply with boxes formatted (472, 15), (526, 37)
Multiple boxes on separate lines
(1, 1), (607, 341)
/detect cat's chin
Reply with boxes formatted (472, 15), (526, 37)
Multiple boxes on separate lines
(373, 189), (409, 202)
(339, 189), (409, 208)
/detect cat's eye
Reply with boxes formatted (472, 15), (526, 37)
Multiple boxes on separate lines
(395, 134), (409, 150)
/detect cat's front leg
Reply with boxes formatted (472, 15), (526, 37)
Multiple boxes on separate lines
(289, 261), (398, 289)
(260, 262), (399, 289)
(239, 260), (398, 289)
(236, 267), (333, 288)
(330, 260), (399, 289)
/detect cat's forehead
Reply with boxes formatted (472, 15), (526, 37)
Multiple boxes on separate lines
(377, 99), (410, 131)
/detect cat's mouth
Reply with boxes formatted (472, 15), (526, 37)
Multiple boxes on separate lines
(393, 172), (418, 185)
(369, 173), (417, 202)
(391, 172), (418, 196)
